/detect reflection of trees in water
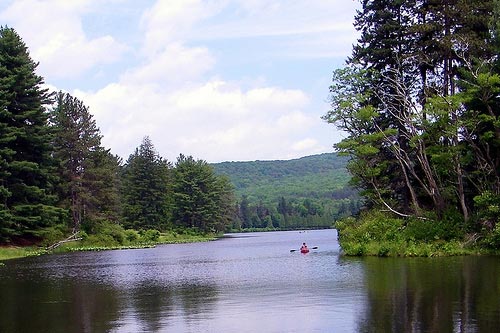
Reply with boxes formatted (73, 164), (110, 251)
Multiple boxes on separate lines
(0, 278), (120, 333)
(0, 274), (220, 332)
(357, 257), (500, 333)
(178, 283), (219, 316)
(130, 283), (174, 332)
(129, 282), (220, 332)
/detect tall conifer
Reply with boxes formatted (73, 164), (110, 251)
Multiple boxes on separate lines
(0, 27), (65, 240)
(50, 92), (120, 231)
(121, 137), (171, 230)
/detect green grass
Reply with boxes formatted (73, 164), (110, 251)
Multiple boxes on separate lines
(0, 247), (31, 261)
(0, 231), (220, 263)
(0, 247), (51, 261)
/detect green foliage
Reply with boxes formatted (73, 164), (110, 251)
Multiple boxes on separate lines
(474, 191), (500, 229)
(140, 229), (160, 242)
(324, 0), (500, 251)
(482, 224), (500, 249)
(50, 91), (121, 231)
(336, 210), (472, 257)
(0, 27), (66, 240)
(213, 153), (361, 229)
(31, 225), (67, 247)
(77, 222), (160, 247)
(336, 211), (403, 244)
(121, 136), (172, 231)
(124, 229), (140, 243)
(86, 222), (126, 246)
(172, 154), (235, 233)
(404, 210), (465, 242)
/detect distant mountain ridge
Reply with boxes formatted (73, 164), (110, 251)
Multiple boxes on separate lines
(212, 153), (353, 204)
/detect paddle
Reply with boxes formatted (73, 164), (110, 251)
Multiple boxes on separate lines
(290, 246), (318, 252)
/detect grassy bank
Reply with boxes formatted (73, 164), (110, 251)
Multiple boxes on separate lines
(335, 211), (490, 257)
(0, 230), (220, 263)
(0, 247), (40, 262)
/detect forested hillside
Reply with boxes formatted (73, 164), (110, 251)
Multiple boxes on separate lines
(212, 153), (361, 230)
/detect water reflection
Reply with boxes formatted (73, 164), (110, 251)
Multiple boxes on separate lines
(0, 278), (121, 333)
(357, 256), (500, 333)
(114, 283), (220, 332)
(0, 272), (220, 332)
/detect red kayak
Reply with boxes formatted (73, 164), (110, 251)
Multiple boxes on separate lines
(300, 248), (309, 254)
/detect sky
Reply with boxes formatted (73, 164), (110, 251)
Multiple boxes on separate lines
(0, 0), (360, 163)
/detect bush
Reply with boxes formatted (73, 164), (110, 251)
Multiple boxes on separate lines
(83, 234), (117, 247)
(35, 225), (67, 247)
(403, 210), (464, 241)
(335, 209), (472, 257)
(140, 229), (160, 242)
(483, 224), (500, 249)
(84, 222), (126, 246)
(340, 242), (367, 256)
(336, 211), (403, 244)
(124, 229), (140, 243)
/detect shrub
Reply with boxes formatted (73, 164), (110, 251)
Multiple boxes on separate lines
(83, 234), (117, 247)
(84, 221), (126, 246)
(124, 229), (140, 243)
(403, 210), (464, 242)
(140, 229), (160, 242)
(483, 224), (500, 249)
(35, 226), (67, 247)
(336, 211), (403, 244)
(335, 209), (471, 257)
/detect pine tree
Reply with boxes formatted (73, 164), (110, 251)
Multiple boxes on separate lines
(51, 92), (99, 231)
(121, 137), (171, 231)
(172, 154), (234, 233)
(0, 27), (65, 240)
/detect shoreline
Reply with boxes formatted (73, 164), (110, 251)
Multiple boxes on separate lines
(0, 233), (220, 263)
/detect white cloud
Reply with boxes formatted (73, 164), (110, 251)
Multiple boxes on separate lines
(140, 0), (222, 55)
(76, 76), (319, 162)
(0, 0), (127, 79)
(120, 42), (215, 87)
(0, 0), (357, 162)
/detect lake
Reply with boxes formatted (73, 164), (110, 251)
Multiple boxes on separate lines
(1, 229), (499, 332)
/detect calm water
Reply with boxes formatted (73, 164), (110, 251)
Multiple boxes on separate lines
(1, 229), (499, 332)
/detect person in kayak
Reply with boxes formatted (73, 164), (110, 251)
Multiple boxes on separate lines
(300, 243), (309, 253)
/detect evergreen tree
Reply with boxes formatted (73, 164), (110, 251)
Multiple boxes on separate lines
(80, 148), (121, 229)
(214, 175), (237, 232)
(121, 137), (171, 231)
(239, 195), (252, 229)
(0, 27), (65, 240)
(172, 154), (234, 233)
(50, 91), (120, 232)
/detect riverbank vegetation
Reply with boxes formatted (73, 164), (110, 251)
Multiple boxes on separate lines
(0, 224), (219, 261)
(325, 1), (500, 256)
(336, 211), (487, 257)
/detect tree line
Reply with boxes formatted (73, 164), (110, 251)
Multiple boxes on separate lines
(213, 153), (362, 230)
(324, 0), (500, 249)
(0, 27), (235, 243)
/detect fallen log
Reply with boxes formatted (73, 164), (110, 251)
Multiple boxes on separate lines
(46, 232), (83, 251)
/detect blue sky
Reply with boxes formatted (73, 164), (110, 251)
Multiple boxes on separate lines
(0, 0), (360, 162)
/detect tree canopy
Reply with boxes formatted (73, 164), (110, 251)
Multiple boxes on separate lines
(324, 0), (500, 248)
